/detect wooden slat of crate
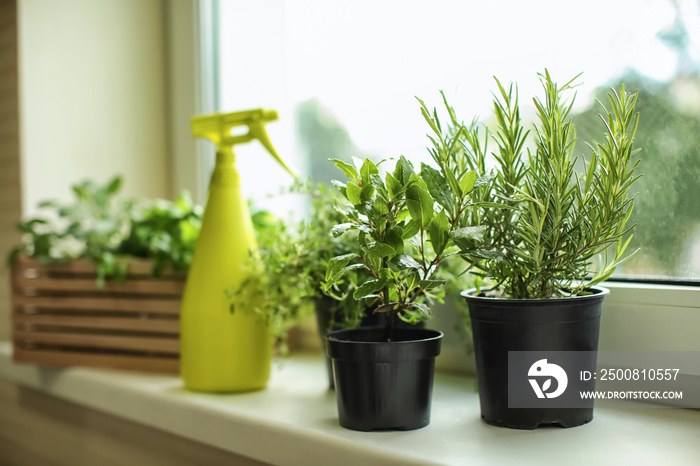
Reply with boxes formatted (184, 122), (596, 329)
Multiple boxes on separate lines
(14, 313), (179, 334)
(18, 256), (186, 278)
(11, 256), (185, 374)
(15, 276), (184, 295)
(13, 296), (180, 314)
(12, 348), (179, 374)
(13, 331), (179, 354)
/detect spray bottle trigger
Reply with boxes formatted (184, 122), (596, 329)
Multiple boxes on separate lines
(250, 121), (299, 178)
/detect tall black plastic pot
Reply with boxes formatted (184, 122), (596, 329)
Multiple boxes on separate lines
(324, 327), (443, 431)
(461, 286), (608, 429)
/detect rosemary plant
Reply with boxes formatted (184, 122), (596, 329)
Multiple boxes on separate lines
(455, 71), (642, 299)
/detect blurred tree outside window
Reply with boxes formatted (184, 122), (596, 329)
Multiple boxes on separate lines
(216, 0), (700, 282)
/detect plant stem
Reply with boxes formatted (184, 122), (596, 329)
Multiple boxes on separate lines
(381, 286), (394, 342)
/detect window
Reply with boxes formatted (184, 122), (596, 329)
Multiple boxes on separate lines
(210, 0), (700, 283)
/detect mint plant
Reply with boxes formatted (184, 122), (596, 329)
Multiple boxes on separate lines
(8, 176), (202, 287)
(120, 191), (202, 276)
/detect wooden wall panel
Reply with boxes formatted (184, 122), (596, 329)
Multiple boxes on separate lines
(0, 378), (269, 466)
(0, 0), (23, 343)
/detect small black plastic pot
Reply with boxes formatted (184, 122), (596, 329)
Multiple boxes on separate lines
(462, 286), (608, 429)
(314, 297), (341, 389)
(314, 298), (422, 389)
(324, 327), (443, 431)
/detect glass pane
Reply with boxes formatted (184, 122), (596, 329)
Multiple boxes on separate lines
(217, 0), (700, 281)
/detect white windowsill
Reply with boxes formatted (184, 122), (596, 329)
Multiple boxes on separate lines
(0, 343), (697, 466)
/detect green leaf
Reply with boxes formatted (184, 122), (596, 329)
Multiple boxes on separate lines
(428, 210), (450, 255)
(360, 182), (375, 204)
(330, 223), (355, 238)
(366, 242), (395, 260)
(444, 168), (460, 197)
(356, 199), (375, 217)
(323, 263), (365, 292)
(393, 155), (415, 185)
(406, 184), (434, 227)
(384, 227), (404, 254)
(450, 225), (487, 241)
(353, 277), (388, 300)
(408, 172), (428, 190)
(385, 172), (402, 200)
(6, 246), (21, 266)
(402, 220), (420, 239)
(346, 182), (362, 205)
(331, 159), (359, 182)
(396, 208), (410, 223)
(394, 254), (421, 270)
(459, 171), (477, 194)
(420, 163), (453, 210)
(372, 303), (395, 315)
(354, 223), (373, 235)
(463, 249), (507, 261)
(373, 199), (389, 215)
(107, 176), (123, 194)
(343, 263), (367, 274)
(475, 173), (495, 187)
(37, 200), (58, 209)
(402, 302), (431, 322)
(325, 253), (360, 283)
(370, 174), (388, 198)
(419, 279), (447, 291)
(360, 158), (379, 185)
(16, 218), (48, 234)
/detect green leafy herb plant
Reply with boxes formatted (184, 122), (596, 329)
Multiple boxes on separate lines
(226, 181), (370, 354)
(452, 71), (642, 299)
(8, 176), (202, 287)
(323, 118), (486, 341)
(119, 191), (202, 276)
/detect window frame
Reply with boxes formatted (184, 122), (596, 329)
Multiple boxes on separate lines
(184, 0), (699, 355)
(599, 282), (700, 352)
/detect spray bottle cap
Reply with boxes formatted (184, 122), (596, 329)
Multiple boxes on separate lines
(191, 108), (298, 178)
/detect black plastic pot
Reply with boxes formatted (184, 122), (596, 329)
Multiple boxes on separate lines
(324, 327), (443, 431)
(462, 286), (608, 429)
(314, 298), (423, 389)
(314, 297), (341, 389)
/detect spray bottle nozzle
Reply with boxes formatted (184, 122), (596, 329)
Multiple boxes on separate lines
(191, 108), (298, 178)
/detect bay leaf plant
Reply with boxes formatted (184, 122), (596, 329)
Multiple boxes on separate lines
(450, 70), (642, 299)
(322, 112), (487, 340)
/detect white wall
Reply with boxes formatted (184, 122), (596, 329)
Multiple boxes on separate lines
(2, 0), (178, 341)
(18, 0), (170, 212)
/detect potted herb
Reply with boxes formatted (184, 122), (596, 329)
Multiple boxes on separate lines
(322, 105), (484, 430)
(226, 182), (369, 383)
(224, 208), (312, 356)
(300, 181), (372, 336)
(8, 175), (202, 284)
(8, 176), (202, 374)
(451, 72), (642, 428)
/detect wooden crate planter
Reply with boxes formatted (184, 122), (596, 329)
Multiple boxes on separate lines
(10, 256), (185, 374)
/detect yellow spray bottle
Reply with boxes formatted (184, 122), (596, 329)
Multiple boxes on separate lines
(181, 108), (297, 392)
